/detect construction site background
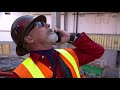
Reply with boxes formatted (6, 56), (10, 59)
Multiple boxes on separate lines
(0, 39), (119, 78)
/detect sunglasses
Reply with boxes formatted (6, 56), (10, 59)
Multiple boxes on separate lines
(31, 21), (46, 29)
(24, 21), (46, 37)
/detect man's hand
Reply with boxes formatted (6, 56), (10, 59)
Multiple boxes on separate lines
(54, 28), (70, 44)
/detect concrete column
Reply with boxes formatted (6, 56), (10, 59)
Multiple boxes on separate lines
(51, 12), (61, 48)
(116, 13), (120, 34)
(51, 12), (61, 29)
(64, 12), (68, 31)
(117, 51), (120, 78)
(116, 51), (120, 68)
(73, 12), (76, 33)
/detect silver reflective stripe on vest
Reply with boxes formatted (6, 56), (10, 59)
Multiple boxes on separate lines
(22, 57), (45, 78)
(56, 49), (80, 78)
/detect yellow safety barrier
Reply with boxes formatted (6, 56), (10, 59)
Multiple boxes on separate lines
(2, 44), (11, 56)
(87, 34), (120, 51)
(0, 44), (2, 55)
(0, 43), (11, 57)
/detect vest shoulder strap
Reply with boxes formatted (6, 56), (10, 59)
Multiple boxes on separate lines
(58, 56), (73, 78)
(55, 49), (80, 78)
(22, 57), (45, 78)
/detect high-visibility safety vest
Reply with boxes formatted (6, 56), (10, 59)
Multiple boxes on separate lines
(13, 49), (81, 78)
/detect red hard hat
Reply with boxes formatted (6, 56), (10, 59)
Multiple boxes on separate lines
(11, 15), (46, 56)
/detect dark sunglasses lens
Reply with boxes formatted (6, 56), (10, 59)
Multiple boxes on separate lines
(35, 21), (44, 27)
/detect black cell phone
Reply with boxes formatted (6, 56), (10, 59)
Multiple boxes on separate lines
(55, 32), (61, 43)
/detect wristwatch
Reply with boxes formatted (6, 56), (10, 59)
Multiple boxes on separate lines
(68, 33), (81, 43)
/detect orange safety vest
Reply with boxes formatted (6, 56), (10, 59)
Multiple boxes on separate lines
(13, 48), (81, 78)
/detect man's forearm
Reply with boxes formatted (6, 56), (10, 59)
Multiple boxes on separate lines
(72, 32), (105, 59)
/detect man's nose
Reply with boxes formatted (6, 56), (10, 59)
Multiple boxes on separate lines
(45, 23), (50, 28)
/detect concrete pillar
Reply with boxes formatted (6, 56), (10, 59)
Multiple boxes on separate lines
(51, 12), (61, 48)
(116, 13), (120, 34)
(119, 68), (120, 78)
(64, 12), (68, 31)
(51, 12), (61, 29)
(116, 51), (120, 68)
(73, 12), (76, 33)
(117, 51), (120, 78)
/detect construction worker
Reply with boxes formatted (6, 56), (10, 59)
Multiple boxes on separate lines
(10, 15), (104, 78)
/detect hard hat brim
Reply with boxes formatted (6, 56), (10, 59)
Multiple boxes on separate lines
(16, 15), (47, 56)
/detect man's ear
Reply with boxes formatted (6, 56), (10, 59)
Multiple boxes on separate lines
(24, 36), (34, 44)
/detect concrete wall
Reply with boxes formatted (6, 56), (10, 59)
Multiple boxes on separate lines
(77, 13), (119, 34)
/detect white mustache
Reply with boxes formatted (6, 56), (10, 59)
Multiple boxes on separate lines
(46, 28), (54, 34)
(48, 32), (58, 43)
